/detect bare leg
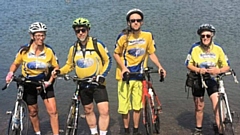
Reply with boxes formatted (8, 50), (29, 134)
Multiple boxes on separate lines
(122, 113), (130, 129)
(28, 104), (41, 133)
(84, 103), (97, 128)
(133, 110), (141, 128)
(210, 92), (222, 133)
(44, 97), (59, 134)
(97, 101), (109, 131)
(194, 96), (204, 128)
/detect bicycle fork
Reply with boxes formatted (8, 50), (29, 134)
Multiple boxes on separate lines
(6, 100), (21, 130)
(220, 94), (233, 123)
(218, 80), (233, 123)
(73, 94), (80, 130)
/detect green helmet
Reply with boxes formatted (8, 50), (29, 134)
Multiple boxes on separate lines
(72, 17), (91, 29)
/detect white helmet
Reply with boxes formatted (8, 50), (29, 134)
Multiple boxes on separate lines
(29, 22), (47, 33)
(126, 8), (144, 21)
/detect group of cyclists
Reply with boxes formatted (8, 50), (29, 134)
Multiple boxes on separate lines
(4, 7), (231, 135)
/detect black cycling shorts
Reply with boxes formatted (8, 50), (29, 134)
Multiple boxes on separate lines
(79, 84), (109, 106)
(192, 79), (218, 97)
(23, 83), (55, 105)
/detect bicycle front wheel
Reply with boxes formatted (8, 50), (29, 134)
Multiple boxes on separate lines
(218, 95), (235, 135)
(7, 100), (29, 135)
(154, 107), (161, 134)
(65, 101), (79, 135)
(144, 96), (153, 135)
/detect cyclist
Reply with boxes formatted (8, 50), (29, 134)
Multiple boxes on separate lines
(185, 24), (230, 135)
(113, 8), (166, 135)
(5, 22), (60, 135)
(55, 17), (112, 135)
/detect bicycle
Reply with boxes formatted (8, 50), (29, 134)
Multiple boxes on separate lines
(56, 73), (103, 135)
(216, 69), (239, 135)
(2, 75), (45, 135)
(125, 67), (164, 135)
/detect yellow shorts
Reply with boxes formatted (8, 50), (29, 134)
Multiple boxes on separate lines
(117, 80), (142, 114)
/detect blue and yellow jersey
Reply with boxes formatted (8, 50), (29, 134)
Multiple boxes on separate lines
(14, 44), (59, 80)
(185, 42), (230, 68)
(114, 30), (156, 80)
(60, 37), (112, 79)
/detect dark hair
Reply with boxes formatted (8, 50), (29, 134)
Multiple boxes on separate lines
(20, 39), (33, 54)
(119, 27), (132, 54)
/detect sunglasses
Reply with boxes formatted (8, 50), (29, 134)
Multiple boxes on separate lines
(34, 34), (46, 38)
(129, 19), (142, 23)
(75, 28), (87, 33)
(201, 34), (211, 38)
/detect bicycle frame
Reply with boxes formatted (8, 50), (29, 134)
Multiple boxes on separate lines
(125, 67), (163, 134)
(2, 75), (44, 135)
(58, 74), (99, 135)
(215, 69), (239, 135)
(142, 74), (162, 125)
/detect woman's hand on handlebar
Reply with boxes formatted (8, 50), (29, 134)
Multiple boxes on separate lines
(206, 67), (220, 75)
(5, 72), (14, 83)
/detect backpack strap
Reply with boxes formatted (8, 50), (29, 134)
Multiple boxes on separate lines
(72, 37), (104, 66)
(72, 41), (78, 66)
(92, 37), (104, 65)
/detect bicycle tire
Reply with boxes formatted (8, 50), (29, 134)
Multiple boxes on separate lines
(144, 96), (153, 135)
(64, 101), (79, 135)
(218, 95), (235, 135)
(7, 100), (29, 135)
(154, 108), (160, 134)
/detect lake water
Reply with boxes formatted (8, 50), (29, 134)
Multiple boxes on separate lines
(0, 0), (240, 134)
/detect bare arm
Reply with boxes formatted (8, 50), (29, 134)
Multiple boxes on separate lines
(149, 53), (166, 77)
(8, 62), (20, 73)
(113, 52), (129, 75)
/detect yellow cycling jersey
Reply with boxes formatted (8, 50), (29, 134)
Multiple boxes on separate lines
(114, 30), (156, 80)
(185, 42), (230, 68)
(60, 37), (112, 79)
(14, 44), (59, 80)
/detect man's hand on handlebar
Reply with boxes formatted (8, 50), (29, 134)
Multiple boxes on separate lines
(51, 69), (61, 78)
(95, 75), (105, 84)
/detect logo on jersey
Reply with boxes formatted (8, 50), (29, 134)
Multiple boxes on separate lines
(200, 53), (216, 59)
(26, 61), (47, 69)
(128, 38), (145, 46)
(199, 61), (216, 68)
(76, 58), (94, 68)
(28, 52), (46, 59)
(128, 48), (145, 57)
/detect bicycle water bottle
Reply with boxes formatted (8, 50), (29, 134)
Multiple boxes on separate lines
(12, 113), (20, 128)
(148, 88), (154, 105)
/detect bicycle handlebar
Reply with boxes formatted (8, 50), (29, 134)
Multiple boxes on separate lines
(124, 67), (164, 84)
(217, 69), (239, 84)
(57, 74), (102, 86)
(2, 75), (44, 91)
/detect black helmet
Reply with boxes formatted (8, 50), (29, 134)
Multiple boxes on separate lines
(197, 24), (216, 35)
(126, 8), (144, 22)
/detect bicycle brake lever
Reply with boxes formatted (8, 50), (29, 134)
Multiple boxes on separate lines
(231, 69), (239, 84)
(2, 83), (9, 90)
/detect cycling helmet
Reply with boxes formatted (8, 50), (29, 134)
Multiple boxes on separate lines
(197, 24), (216, 35)
(29, 22), (47, 33)
(72, 17), (91, 29)
(126, 8), (144, 21)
